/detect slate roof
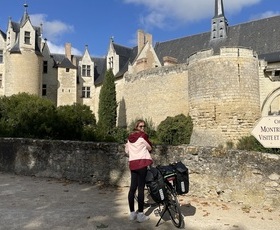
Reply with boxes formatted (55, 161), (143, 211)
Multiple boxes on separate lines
(8, 20), (42, 55)
(154, 15), (280, 65)
(57, 58), (76, 69)
(259, 51), (280, 63)
(0, 29), (6, 40)
(91, 57), (106, 85)
(112, 43), (138, 78)
(52, 54), (67, 66)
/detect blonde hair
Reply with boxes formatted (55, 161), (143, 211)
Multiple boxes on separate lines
(133, 119), (145, 131)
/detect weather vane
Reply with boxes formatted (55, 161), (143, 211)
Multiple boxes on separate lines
(24, 0), (28, 8)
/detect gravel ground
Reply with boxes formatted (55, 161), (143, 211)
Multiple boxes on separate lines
(0, 172), (279, 230)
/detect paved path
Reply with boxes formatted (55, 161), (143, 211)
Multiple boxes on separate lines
(0, 172), (279, 230)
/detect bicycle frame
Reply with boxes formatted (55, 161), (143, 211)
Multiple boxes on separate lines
(155, 170), (183, 228)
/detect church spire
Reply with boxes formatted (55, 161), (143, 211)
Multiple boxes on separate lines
(211, 0), (228, 41)
(214, 0), (225, 17)
(20, 3), (30, 26)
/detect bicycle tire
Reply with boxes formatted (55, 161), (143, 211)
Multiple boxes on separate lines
(166, 187), (183, 228)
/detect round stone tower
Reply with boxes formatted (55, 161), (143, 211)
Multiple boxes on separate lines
(4, 4), (42, 97)
(188, 47), (261, 147)
(5, 51), (42, 96)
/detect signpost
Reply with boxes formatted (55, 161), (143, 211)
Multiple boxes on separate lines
(251, 116), (280, 148)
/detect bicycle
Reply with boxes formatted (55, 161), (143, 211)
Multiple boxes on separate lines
(153, 164), (183, 228)
(133, 162), (188, 228)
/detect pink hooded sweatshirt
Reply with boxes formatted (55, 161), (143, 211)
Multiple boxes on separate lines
(125, 131), (153, 170)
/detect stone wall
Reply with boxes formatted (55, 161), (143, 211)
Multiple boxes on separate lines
(0, 138), (279, 210)
(188, 48), (261, 146)
(123, 64), (189, 127)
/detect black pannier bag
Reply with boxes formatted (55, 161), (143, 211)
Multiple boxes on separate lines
(173, 161), (189, 194)
(145, 166), (167, 203)
(157, 165), (177, 181)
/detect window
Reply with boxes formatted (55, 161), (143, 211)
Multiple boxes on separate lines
(42, 84), (47, 96)
(43, 61), (48, 73)
(0, 50), (3, 63)
(82, 65), (91, 76)
(0, 74), (2, 88)
(82, 86), (90, 98)
(24, 31), (31, 44)
(66, 68), (69, 72)
(108, 57), (113, 69)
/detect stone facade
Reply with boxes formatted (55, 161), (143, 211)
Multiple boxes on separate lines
(0, 138), (279, 210)
(1, 2), (280, 147)
(188, 48), (261, 146)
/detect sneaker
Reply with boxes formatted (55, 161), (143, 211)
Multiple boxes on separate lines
(137, 212), (150, 223)
(129, 211), (137, 221)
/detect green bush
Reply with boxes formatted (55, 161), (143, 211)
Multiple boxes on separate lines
(56, 103), (96, 140)
(157, 114), (193, 145)
(236, 135), (280, 154)
(112, 127), (128, 143)
(0, 93), (57, 138)
(0, 94), (98, 141)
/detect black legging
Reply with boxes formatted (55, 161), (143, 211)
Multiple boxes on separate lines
(128, 167), (147, 213)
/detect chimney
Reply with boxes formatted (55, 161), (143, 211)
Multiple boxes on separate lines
(145, 32), (152, 45)
(65, 43), (72, 61)
(137, 30), (152, 54)
(137, 30), (145, 54)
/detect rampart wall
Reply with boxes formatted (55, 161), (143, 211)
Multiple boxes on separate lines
(123, 64), (189, 127)
(119, 48), (261, 146)
(0, 138), (279, 210)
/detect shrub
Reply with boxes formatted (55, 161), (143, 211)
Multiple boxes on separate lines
(236, 135), (280, 154)
(55, 103), (96, 140)
(157, 114), (193, 145)
(0, 93), (57, 139)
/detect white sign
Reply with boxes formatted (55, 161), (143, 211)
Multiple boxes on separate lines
(251, 116), (280, 148)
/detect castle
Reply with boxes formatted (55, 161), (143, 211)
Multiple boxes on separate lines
(0, 0), (280, 147)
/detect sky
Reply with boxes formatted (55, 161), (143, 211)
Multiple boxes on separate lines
(0, 0), (279, 57)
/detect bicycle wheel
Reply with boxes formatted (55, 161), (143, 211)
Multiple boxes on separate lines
(166, 187), (183, 228)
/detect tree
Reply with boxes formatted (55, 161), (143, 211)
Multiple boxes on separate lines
(0, 93), (57, 138)
(97, 69), (117, 139)
(56, 103), (96, 140)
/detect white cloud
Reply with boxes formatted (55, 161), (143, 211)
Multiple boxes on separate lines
(30, 14), (74, 42)
(47, 41), (82, 56)
(30, 14), (81, 55)
(123, 0), (262, 29)
(250, 11), (280, 21)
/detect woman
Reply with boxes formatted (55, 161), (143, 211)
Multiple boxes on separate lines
(125, 119), (153, 223)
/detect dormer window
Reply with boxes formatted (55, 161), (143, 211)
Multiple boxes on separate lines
(24, 31), (31, 44)
(0, 50), (3, 63)
(43, 61), (48, 73)
(108, 57), (113, 69)
(82, 65), (91, 77)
